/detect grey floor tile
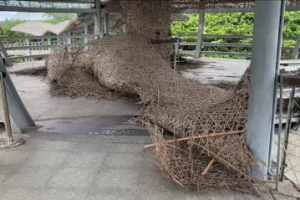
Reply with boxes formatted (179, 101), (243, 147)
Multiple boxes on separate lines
(0, 188), (42, 200)
(75, 142), (109, 153)
(75, 142), (143, 153)
(41, 188), (88, 200)
(0, 168), (17, 184)
(234, 192), (262, 200)
(86, 188), (138, 200)
(3, 166), (56, 188)
(94, 169), (140, 189)
(185, 190), (236, 200)
(0, 150), (33, 166)
(138, 169), (178, 191)
(136, 188), (186, 200)
(23, 151), (69, 167)
(48, 168), (97, 189)
(62, 152), (106, 168)
(102, 153), (143, 169)
(42, 141), (78, 151)
(14, 139), (45, 151)
(110, 144), (144, 153)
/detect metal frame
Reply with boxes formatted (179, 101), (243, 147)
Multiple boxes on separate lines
(0, 62), (35, 133)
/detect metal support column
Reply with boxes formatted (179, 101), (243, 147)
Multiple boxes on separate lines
(0, 62), (35, 133)
(194, 9), (205, 59)
(0, 71), (25, 148)
(247, 0), (284, 179)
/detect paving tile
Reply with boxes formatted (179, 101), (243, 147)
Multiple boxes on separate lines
(62, 152), (106, 168)
(23, 150), (69, 167)
(75, 142), (108, 152)
(94, 169), (140, 189)
(0, 150), (33, 166)
(48, 168), (97, 189)
(0, 188), (42, 200)
(75, 142), (143, 153)
(102, 153), (143, 169)
(15, 139), (45, 151)
(136, 188), (186, 200)
(41, 141), (78, 151)
(86, 188), (138, 200)
(3, 166), (56, 188)
(41, 188), (88, 200)
(185, 190), (236, 200)
(138, 168), (178, 191)
(0, 168), (17, 184)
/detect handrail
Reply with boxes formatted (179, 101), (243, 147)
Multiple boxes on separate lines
(1, 34), (98, 41)
(177, 34), (298, 40)
(176, 34), (299, 57)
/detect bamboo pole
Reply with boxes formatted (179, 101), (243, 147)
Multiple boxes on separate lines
(144, 130), (244, 148)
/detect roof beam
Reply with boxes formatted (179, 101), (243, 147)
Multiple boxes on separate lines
(0, 6), (96, 13)
(183, 5), (300, 13)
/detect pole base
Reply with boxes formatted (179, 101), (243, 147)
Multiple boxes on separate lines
(0, 138), (25, 149)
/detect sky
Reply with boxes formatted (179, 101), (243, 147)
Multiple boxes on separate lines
(0, 12), (47, 21)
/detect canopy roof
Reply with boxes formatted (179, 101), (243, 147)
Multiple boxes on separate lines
(0, 0), (299, 13)
(11, 20), (76, 36)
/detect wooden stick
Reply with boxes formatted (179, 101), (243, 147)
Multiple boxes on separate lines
(202, 159), (214, 176)
(144, 130), (244, 148)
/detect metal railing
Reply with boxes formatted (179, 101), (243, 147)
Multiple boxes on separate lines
(177, 34), (299, 58)
(0, 34), (98, 62)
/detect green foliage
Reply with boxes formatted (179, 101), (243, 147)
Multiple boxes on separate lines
(0, 19), (27, 37)
(172, 11), (300, 59)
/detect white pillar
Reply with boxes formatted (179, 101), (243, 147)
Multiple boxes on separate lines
(194, 9), (205, 59)
(247, 0), (284, 178)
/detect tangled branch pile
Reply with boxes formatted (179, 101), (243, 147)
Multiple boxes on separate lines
(47, 0), (262, 193)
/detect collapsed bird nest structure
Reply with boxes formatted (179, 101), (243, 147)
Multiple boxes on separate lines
(48, 34), (262, 192)
(47, 47), (121, 100)
(47, 0), (264, 193)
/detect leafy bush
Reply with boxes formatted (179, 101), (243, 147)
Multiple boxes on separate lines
(172, 12), (300, 59)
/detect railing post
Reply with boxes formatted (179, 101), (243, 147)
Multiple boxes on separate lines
(94, 0), (103, 39)
(48, 38), (52, 53)
(0, 38), (12, 66)
(26, 38), (31, 56)
(84, 23), (88, 50)
(291, 37), (300, 59)
(104, 12), (110, 36)
(195, 9), (205, 59)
